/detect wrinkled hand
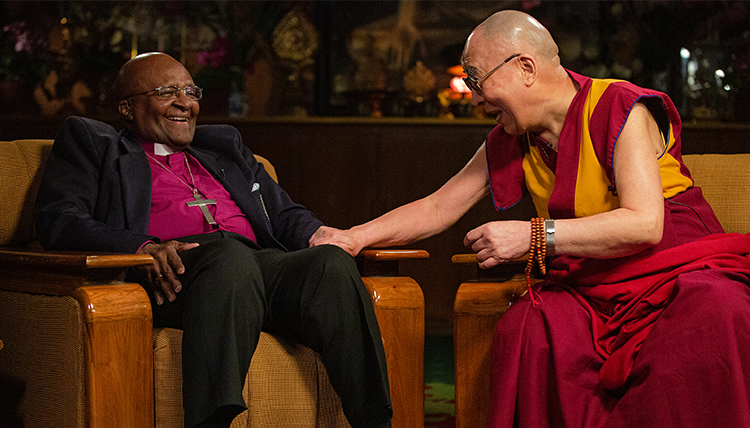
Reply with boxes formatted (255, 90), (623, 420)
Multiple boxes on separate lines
(463, 221), (529, 269)
(309, 226), (362, 257)
(136, 240), (200, 305)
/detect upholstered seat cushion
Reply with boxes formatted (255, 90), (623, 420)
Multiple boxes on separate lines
(0, 290), (85, 427)
(153, 328), (350, 428)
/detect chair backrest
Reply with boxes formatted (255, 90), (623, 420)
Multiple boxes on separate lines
(0, 139), (53, 246)
(255, 154), (278, 183)
(683, 153), (750, 234)
(0, 138), (277, 247)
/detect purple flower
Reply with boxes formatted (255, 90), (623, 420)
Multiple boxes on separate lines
(2, 21), (44, 54)
(198, 36), (231, 67)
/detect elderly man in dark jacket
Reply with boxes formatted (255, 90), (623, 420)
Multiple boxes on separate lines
(34, 52), (391, 428)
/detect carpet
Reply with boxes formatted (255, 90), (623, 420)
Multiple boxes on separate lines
(424, 335), (455, 428)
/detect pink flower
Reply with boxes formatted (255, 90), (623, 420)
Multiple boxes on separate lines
(3, 22), (32, 53)
(198, 36), (231, 67)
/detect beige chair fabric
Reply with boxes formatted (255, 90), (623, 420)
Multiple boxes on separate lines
(682, 153), (750, 234)
(0, 139), (51, 246)
(0, 290), (85, 428)
(153, 329), (350, 428)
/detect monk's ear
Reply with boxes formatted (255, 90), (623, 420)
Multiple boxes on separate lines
(118, 99), (133, 121)
(518, 55), (537, 87)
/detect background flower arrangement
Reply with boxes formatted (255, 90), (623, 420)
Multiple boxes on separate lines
(0, 1), (296, 117)
(1, 1), (132, 115)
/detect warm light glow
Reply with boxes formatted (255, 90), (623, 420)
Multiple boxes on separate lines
(131, 33), (138, 59)
(448, 64), (466, 76)
(450, 76), (470, 93)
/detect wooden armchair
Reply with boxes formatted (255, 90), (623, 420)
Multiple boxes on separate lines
(0, 138), (427, 428)
(451, 153), (750, 428)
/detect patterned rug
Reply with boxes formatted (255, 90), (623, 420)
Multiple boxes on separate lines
(425, 382), (455, 427)
(424, 335), (455, 428)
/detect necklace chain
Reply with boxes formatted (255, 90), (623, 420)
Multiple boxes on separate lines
(145, 151), (202, 196)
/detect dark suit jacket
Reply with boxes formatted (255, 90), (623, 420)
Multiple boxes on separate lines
(34, 116), (323, 253)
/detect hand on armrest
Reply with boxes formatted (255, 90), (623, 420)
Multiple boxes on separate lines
(0, 247), (153, 295)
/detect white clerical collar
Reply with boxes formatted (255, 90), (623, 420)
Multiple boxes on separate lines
(154, 143), (179, 156)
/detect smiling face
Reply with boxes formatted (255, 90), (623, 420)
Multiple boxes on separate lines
(461, 11), (562, 137)
(117, 53), (199, 151)
(462, 33), (524, 134)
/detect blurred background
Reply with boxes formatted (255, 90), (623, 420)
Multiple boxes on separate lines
(2, 0), (749, 122)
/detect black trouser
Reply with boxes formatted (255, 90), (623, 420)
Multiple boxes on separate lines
(135, 231), (392, 428)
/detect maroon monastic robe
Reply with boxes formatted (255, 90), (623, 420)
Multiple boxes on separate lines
(485, 71), (750, 427)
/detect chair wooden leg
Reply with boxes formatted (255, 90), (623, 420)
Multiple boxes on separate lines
(363, 276), (425, 428)
(453, 279), (527, 428)
(74, 283), (154, 428)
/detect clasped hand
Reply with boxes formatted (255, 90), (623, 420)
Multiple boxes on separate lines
(136, 241), (200, 305)
(309, 225), (361, 256)
(464, 220), (529, 269)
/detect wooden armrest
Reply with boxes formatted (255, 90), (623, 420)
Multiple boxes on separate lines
(452, 253), (533, 281)
(357, 248), (429, 276)
(357, 248), (428, 428)
(452, 253), (539, 428)
(0, 246), (155, 427)
(360, 249), (430, 261)
(0, 247), (153, 295)
(451, 253), (528, 264)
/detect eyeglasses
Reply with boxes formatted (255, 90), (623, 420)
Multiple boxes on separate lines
(462, 54), (520, 94)
(125, 85), (203, 101)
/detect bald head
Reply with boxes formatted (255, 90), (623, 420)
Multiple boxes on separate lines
(482, 11), (557, 60)
(462, 10), (559, 70)
(115, 52), (187, 101)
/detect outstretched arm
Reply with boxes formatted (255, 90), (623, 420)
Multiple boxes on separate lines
(310, 143), (492, 256)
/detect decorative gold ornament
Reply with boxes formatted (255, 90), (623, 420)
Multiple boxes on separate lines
(272, 9), (319, 70)
(403, 61), (435, 102)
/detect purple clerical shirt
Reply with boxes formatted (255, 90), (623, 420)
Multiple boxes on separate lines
(142, 142), (256, 242)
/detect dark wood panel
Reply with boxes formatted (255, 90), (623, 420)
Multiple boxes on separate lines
(679, 121), (750, 154)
